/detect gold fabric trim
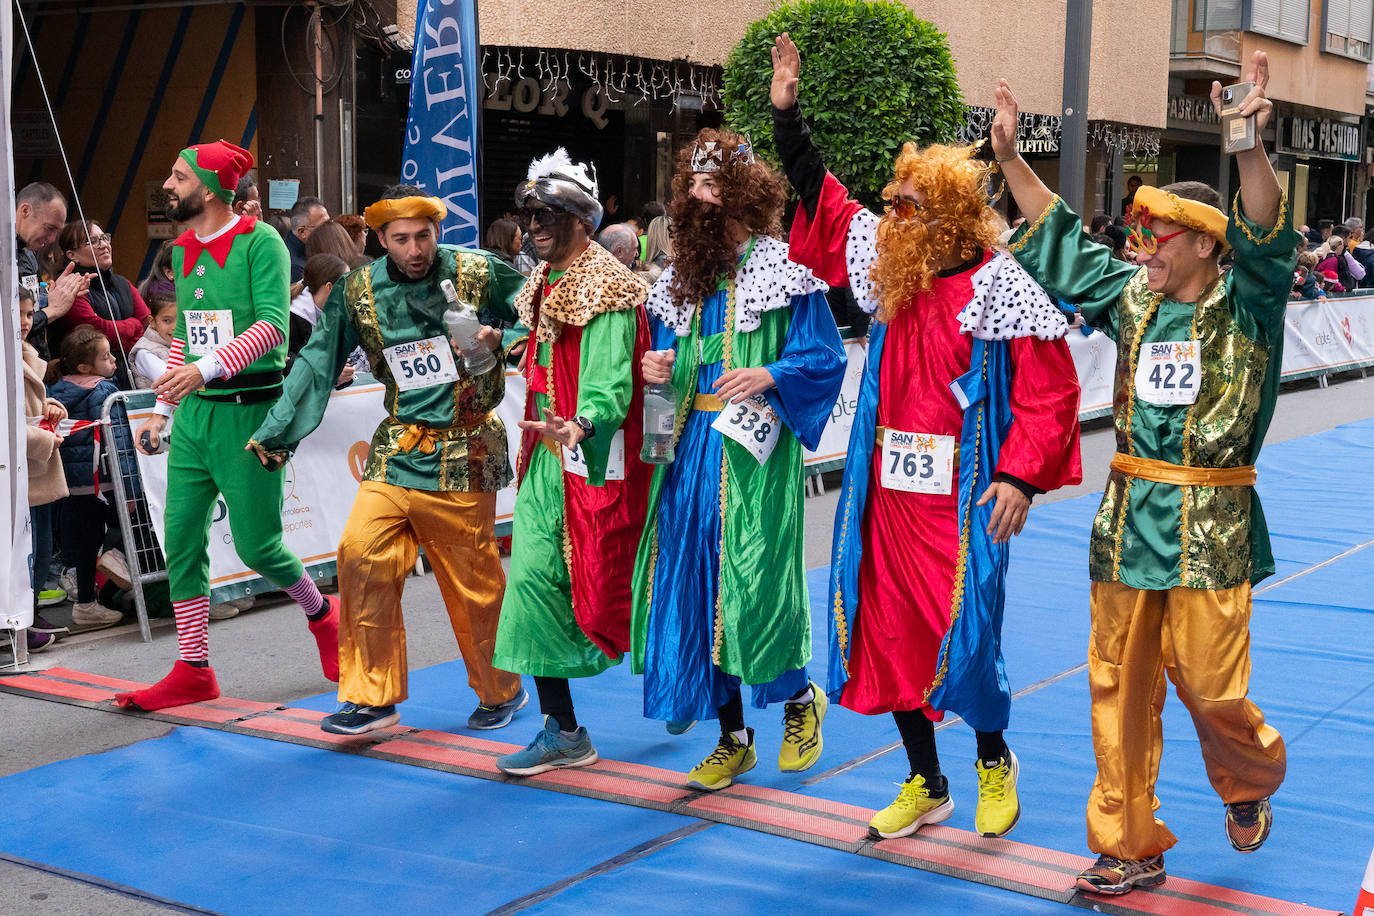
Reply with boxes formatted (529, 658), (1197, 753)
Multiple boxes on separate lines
(1110, 453), (1256, 487)
(1231, 190), (1289, 247)
(693, 393), (726, 412)
(923, 344), (988, 703)
(362, 195), (446, 230)
(710, 281), (738, 668)
(1131, 185), (1230, 252)
(1007, 195), (1060, 254)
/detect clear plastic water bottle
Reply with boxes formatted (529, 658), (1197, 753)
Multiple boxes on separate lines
(641, 380), (678, 464)
(440, 279), (497, 375)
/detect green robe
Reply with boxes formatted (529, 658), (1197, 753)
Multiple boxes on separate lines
(491, 309), (639, 677)
(1010, 194), (1300, 589)
(251, 246), (526, 492)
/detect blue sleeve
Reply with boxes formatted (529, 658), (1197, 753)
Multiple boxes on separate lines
(764, 289), (847, 450)
(651, 314), (677, 351)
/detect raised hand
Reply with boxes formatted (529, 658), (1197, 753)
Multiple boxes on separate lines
(518, 406), (585, 449)
(1210, 50), (1273, 132)
(991, 80), (1020, 162)
(770, 33), (801, 110)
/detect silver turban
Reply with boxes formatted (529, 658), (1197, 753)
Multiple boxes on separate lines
(516, 148), (604, 232)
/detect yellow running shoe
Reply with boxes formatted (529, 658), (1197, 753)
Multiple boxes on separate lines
(687, 728), (756, 791)
(778, 683), (827, 772)
(868, 773), (954, 839)
(974, 750), (1021, 838)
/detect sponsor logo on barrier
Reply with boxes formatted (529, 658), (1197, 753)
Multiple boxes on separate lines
(348, 441), (370, 483)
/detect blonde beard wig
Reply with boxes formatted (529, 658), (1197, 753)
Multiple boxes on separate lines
(870, 142), (1002, 323)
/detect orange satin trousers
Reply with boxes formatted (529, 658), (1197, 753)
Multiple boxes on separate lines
(1086, 580), (1286, 859)
(336, 481), (521, 708)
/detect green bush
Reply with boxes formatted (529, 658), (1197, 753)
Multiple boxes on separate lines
(723, 0), (966, 207)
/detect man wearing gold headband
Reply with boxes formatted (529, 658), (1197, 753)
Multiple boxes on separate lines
(994, 51), (1298, 894)
(250, 183), (529, 736)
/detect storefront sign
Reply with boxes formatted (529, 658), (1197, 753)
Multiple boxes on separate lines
(1167, 95), (1219, 127)
(1277, 115), (1362, 162)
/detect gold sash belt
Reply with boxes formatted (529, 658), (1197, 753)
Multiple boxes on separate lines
(1110, 452), (1256, 487)
(693, 393), (725, 412)
(394, 417), (480, 454)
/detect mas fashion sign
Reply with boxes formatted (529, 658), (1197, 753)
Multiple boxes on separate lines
(1276, 115), (1362, 162)
(401, 0), (481, 247)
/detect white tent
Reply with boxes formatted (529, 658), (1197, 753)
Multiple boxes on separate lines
(3, 0), (35, 640)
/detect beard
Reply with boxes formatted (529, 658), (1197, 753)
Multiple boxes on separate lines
(167, 193), (205, 223)
(666, 197), (740, 309)
(871, 213), (980, 321)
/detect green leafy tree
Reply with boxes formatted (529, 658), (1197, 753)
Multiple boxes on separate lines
(723, 0), (966, 207)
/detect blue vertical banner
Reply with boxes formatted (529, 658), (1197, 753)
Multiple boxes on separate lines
(401, 0), (481, 247)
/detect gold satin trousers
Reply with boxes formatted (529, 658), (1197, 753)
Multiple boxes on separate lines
(1086, 580), (1286, 859)
(336, 481), (521, 708)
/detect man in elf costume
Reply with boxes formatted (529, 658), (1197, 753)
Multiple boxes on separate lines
(632, 128), (846, 790)
(493, 150), (653, 776)
(770, 36), (1083, 840)
(994, 52), (1294, 894)
(248, 184), (529, 736)
(124, 141), (339, 710)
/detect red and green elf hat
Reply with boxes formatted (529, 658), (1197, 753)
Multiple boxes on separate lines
(179, 140), (254, 204)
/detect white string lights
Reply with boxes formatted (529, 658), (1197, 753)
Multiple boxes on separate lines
(482, 47), (721, 111)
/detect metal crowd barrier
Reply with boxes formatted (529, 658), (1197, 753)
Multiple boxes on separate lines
(101, 389), (163, 642)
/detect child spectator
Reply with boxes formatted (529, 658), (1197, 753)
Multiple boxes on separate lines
(129, 281), (177, 389)
(48, 326), (136, 631)
(19, 288), (69, 651)
(1292, 251), (1322, 300)
(287, 253), (352, 388)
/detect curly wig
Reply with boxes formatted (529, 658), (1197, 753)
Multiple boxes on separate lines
(666, 127), (786, 310)
(870, 142), (1002, 322)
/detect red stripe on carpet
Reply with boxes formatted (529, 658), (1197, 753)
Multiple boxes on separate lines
(920, 825), (1093, 870)
(396, 728), (518, 754)
(244, 712), (401, 745)
(1161, 876), (1341, 916)
(371, 736), (504, 774)
(530, 766), (694, 805)
(46, 667), (147, 691)
(724, 783), (873, 824)
(687, 792), (870, 844)
(873, 833), (1078, 894)
(1, 674), (114, 702)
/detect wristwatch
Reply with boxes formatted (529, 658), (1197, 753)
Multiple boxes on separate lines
(572, 416), (595, 439)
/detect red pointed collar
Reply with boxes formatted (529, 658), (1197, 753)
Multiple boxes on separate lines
(174, 216), (257, 277)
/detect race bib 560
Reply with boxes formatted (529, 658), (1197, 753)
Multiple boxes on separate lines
(383, 336), (459, 392)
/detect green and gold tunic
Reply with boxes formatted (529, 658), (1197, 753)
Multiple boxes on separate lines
(1010, 195), (1300, 589)
(252, 245), (527, 492)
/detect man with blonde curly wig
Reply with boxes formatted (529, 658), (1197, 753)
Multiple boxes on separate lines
(996, 52), (1295, 893)
(632, 128), (846, 791)
(771, 34), (1083, 841)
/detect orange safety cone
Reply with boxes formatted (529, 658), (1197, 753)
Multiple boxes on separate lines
(1356, 843), (1374, 916)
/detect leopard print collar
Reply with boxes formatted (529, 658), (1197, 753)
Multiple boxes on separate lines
(514, 242), (649, 342)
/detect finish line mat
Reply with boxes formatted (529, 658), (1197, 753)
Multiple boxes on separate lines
(0, 666), (1339, 916)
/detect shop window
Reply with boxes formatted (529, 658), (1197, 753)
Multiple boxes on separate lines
(1246, 0), (1311, 44)
(1324, 0), (1374, 60)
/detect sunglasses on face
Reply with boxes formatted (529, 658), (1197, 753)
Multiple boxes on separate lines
(886, 194), (925, 222)
(523, 205), (571, 228)
(1125, 207), (1189, 255)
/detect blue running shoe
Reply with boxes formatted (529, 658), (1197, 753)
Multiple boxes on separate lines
(666, 720), (697, 735)
(468, 687), (529, 730)
(320, 702), (399, 735)
(497, 719), (598, 776)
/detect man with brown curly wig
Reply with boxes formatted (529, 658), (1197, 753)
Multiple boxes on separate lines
(630, 128), (847, 791)
(771, 34), (1083, 841)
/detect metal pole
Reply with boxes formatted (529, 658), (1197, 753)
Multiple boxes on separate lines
(1059, 0), (1092, 216)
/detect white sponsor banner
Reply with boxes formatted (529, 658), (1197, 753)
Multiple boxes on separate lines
(1282, 294), (1374, 376)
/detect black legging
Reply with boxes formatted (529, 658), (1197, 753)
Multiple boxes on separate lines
(892, 710), (1007, 779)
(59, 494), (118, 603)
(534, 676), (577, 732)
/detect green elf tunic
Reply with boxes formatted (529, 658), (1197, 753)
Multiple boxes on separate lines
(1010, 194), (1300, 589)
(493, 242), (652, 678)
(250, 246), (526, 490)
(160, 218), (302, 601)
